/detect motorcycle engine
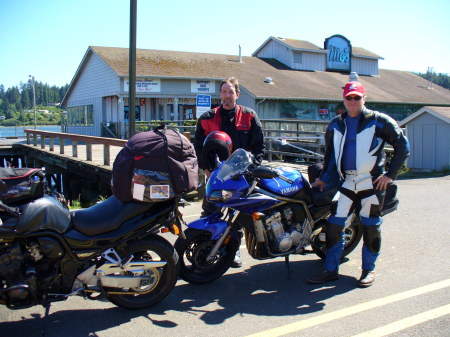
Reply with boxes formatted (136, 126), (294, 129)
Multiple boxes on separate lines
(0, 241), (35, 308)
(264, 206), (305, 252)
(0, 237), (63, 309)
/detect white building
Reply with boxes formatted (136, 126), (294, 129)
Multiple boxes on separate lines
(399, 106), (450, 171)
(61, 34), (450, 138)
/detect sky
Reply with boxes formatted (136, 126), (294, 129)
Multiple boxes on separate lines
(1, 0), (449, 89)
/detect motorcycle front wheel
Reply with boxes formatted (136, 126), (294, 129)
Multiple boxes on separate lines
(174, 228), (239, 284)
(106, 235), (179, 309)
(312, 220), (363, 259)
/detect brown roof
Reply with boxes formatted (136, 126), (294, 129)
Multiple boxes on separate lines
(352, 47), (383, 59)
(256, 37), (382, 59)
(89, 46), (450, 105)
(273, 37), (324, 51)
(399, 106), (450, 126)
(426, 106), (450, 120)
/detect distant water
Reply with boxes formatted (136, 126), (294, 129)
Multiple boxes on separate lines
(0, 125), (62, 138)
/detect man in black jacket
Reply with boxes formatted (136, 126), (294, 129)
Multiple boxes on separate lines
(194, 77), (265, 177)
(194, 77), (265, 267)
(308, 81), (409, 287)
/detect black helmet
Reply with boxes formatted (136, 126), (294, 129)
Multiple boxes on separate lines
(202, 131), (233, 171)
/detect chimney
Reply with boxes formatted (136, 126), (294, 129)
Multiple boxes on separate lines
(238, 45), (242, 63)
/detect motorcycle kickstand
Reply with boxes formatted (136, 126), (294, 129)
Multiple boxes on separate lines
(285, 255), (293, 280)
(43, 302), (51, 317)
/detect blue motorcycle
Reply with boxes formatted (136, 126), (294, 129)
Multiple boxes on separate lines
(174, 149), (362, 284)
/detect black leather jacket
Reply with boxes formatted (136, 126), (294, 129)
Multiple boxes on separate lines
(320, 107), (410, 186)
(194, 105), (265, 169)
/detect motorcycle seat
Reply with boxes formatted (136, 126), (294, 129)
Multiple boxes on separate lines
(71, 195), (154, 236)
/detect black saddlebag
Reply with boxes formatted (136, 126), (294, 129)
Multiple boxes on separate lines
(0, 168), (46, 205)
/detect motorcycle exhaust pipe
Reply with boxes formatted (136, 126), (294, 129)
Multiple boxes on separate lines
(99, 274), (155, 288)
(97, 261), (167, 275)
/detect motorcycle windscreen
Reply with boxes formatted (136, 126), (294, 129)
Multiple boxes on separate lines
(259, 167), (306, 197)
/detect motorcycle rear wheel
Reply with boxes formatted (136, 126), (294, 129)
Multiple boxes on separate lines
(106, 235), (179, 309)
(174, 228), (239, 284)
(312, 220), (363, 259)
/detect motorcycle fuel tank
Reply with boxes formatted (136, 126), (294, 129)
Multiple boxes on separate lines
(16, 196), (71, 234)
(259, 167), (307, 197)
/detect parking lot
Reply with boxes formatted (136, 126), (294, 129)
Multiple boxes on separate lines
(0, 175), (449, 337)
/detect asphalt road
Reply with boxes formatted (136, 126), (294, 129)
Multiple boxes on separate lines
(0, 175), (449, 337)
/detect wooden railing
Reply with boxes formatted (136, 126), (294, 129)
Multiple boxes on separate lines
(25, 123), (327, 166)
(25, 129), (127, 166)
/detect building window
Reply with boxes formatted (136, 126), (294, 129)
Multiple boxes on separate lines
(293, 52), (303, 64)
(67, 105), (94, 126)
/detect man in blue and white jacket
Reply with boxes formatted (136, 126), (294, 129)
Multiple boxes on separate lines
(308, 81), (410, 287)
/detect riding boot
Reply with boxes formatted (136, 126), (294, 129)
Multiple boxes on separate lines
(231, 249), (242, 268)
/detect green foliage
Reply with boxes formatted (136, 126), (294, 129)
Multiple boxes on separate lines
(183, 120), (196, 126)
(0, 79), (68, 126)
(415, 70), (450, 90)
(69, 199), (83, 210)
(0, 104), (64, 126)
(2, 118), (21, 126)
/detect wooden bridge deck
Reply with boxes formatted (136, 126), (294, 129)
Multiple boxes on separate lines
(0, 130), (315, 202)
(16, 141), (309, 174)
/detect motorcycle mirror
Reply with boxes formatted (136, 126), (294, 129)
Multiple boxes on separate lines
(251, 166), (278, 179)
(0, 179), (7, 193)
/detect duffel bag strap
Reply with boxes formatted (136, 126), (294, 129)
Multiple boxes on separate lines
(154, 123), (166, 132)
(154, 127), (175, 190)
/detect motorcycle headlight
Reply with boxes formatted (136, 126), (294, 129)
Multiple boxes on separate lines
(208, 190), (234, 202)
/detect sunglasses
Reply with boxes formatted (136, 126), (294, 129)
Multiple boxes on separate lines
(345, 96), (362, 101)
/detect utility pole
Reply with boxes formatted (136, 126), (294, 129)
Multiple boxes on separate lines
(29, 75), (37, 129)
(128, 0), (137, 137)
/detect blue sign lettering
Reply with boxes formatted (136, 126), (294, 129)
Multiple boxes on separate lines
(196, 94), (211, 107)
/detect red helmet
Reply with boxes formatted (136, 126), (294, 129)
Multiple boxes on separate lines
(202, 131), (233, 170)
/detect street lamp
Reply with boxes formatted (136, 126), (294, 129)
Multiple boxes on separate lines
(29, 75), (37, 129)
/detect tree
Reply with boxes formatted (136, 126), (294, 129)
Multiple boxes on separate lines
(0, 85), (5, 101)
(6, 87), (20, 107)
(416, 70), (450, 90)
(0, 99), (8, 116)
(20, 83), (31, 110)
(0, 79), (68, 125)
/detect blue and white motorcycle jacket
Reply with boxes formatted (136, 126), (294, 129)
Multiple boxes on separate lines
(320, 107), (410, 187)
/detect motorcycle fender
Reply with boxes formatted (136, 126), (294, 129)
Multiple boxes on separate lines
(187, 215), (228, 240)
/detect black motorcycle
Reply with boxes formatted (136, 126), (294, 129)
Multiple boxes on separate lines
(0, 169), (184, 310)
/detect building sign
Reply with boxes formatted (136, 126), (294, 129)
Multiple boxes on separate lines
(324, 35), (351, 72)
(196, 94), (211, 118)
(124, 79), (161, 93)
(319, 108), (329, 119)
(191, 80), (215, 94)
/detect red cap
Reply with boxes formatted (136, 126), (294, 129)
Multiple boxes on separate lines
(343, 82), (365, 97)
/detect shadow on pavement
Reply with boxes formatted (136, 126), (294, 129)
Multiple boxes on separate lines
(0, 259), (357, 336)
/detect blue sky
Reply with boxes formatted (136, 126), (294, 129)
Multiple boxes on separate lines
(1, 0), (449, 89)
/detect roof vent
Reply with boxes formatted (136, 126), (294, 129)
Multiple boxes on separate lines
(349, 72), (359, 82)
(264, 77), (273, 84)
(238, 45), (243, 63)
